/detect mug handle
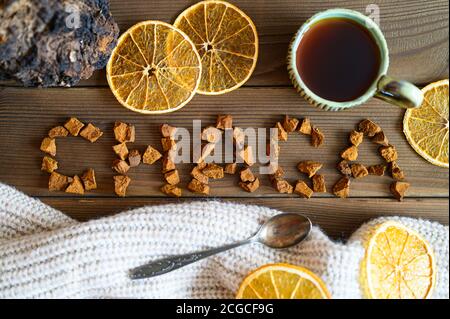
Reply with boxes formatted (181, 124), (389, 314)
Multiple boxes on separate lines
(375, 75), (424, 109)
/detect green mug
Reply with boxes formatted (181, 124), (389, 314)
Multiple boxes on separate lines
(287, 8), (424, 111)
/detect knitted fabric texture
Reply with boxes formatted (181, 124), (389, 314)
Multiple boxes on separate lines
(0, 183), (448, 299)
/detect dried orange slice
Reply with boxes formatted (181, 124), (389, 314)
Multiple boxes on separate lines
(360, 222), (436, 299)
(236, 264), (331, 299)
(174, 0), (258, 95)
(106, 21), (202, 114)
(404, 79), (449, 168)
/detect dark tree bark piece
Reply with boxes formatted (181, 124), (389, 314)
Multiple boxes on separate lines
(0, 0), (119, 87)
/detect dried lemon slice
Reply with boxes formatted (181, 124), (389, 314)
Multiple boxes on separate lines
(174, 0), (258, 95)
(107, 21), (202, 114)
(360, 222), (436, 299)
(404, 79), (449, 168)
(236, 264), (331, 299)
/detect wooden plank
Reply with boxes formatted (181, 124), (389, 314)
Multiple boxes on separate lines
(39, 197), (449, 239)
(0, 87), (448, 198)
(0, 0), (448, 87)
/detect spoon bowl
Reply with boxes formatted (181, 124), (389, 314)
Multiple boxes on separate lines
(256, 213), (312, 249)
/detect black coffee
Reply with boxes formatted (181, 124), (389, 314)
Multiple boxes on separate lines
(296, 18), (381, 102)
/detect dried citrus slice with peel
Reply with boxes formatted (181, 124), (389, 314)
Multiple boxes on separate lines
(236, 264), (331, 299)
(174, 0), (258, 95)
(404, 79), (449, 168)
(107, 21), (202, 114)
(360, 221), (436, 299)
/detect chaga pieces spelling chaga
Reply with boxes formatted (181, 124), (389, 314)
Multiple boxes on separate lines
(333, 177), (351, 198)
(0, 0), (119, 87)
(40, 117), (102, 195)
(336, 119), (409, 201)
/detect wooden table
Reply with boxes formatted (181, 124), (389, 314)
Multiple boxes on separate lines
(0, 0), (448, 239)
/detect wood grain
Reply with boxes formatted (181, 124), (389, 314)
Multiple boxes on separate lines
(0, 87), (448, 198)
(40, 197), (449, 239)
(0, 0), (448, 87)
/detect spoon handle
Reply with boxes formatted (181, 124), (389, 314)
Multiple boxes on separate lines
(129, 239), (252, 280)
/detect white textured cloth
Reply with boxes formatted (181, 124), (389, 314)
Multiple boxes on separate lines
(0, 183), (448, 299)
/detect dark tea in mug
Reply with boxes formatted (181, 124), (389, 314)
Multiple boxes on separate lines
(296, 18), (381, 102)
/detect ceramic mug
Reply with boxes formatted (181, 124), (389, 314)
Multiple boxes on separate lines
(287, 9), (424, 111)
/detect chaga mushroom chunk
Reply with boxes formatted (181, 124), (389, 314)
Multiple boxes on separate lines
(0, 0), (119, 87)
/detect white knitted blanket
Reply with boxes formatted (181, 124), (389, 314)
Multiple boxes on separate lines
(0, 183), (448, 299)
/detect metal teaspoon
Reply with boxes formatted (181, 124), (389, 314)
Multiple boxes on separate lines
(129, 213), (312, 280)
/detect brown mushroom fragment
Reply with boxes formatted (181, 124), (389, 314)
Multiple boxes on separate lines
(64, 118), (85, 136)
(80, 123), (103, 143)
(160, 124), (177, 138)
(294, 181), (314, 199)
(368, 165), (386, 176)
(239, 178), (260, 193)
(49, 172), (70, 191)
(283, 115), (299, 133)
(311, 127), (325, 148)
(161, 184), (182, 197)
(128, 150), (141, 168)
(351, 164), (369, 179)
(162, 155), (176, 173)
(272, 179), (293, 194)
(65, 176), (85, 195)
(358, 119), (381, 137)
(333, 177), (351, 198)
(379, 145), (398, 163)
(191, 166), (209, 184)
(161, 137), (177, 152)
(112, 159), (130, 175)
(390, 182), (410, 201)
(337, 160), (352, 176)
(297, 161), (323, 178)
(372, 131), (389, 146)
(390, 162), (406, 181)
(240, 168), (256, 182)
(143, 146), (162, 165)
(224, 163), (238, 175)
(81, 168), (97, 191)
(216, 115), (233, 130)
(113, 143), (129, 160)
(275, 122), (288, 141)
(114, 175), (131, 197)
(40, 137), (56, 156)
(349, 130), (364, 147)
(114, 122), (135, 143)
(41, 156), (58, 173)
(312, 175), (327, 193)
(341, 146), (359, 161)
(298, 118), (312, 135)
(202, 164), (224, 179)
(164, 170), (180, 186)
(48, 126), (69, 138)
(188, 179), (210, 195)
